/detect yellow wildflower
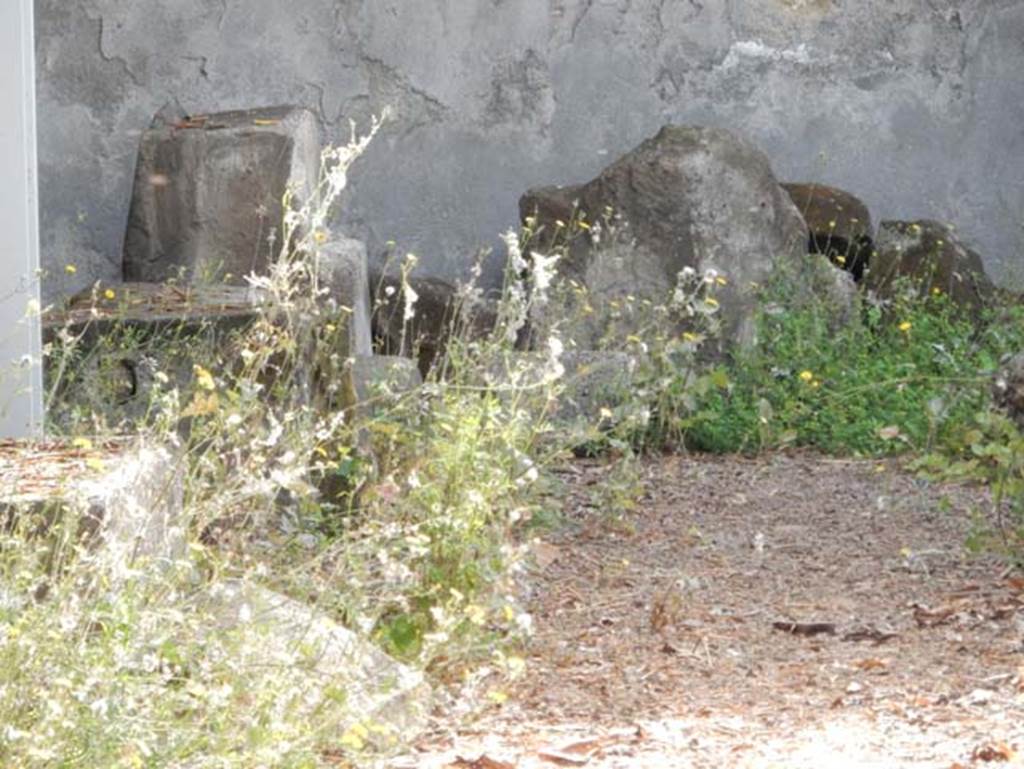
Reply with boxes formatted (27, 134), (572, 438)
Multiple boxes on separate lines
(64, 264), (77, 275)
(716, 276), (728, 286)
(340, 723), (369, 751)
(835, 255), (846, 265)
(104, 288), (116, 300)
(931, 287), (942, 296)
(705, 297), (719, 308)
(799, 370), (814, 382)
(313, 229), (328, 245)
(193, 364), (216, 391)
(898, 321), (912, 333)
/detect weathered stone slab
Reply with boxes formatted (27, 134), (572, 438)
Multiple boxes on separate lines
(46, 281), (266, 327)
(0, 439), (185, 573)
(782, 182), (874, 282)
(123, 105), (321, 285)
(865, 220), (995, 310)
(43, 283), (264, 427)
(200, 580), (429, 742)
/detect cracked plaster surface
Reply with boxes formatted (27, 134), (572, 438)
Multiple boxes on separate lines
(34, 0), (1024, 301)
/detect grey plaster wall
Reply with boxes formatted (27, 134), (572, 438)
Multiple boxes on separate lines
(35, 0), (1024, 302)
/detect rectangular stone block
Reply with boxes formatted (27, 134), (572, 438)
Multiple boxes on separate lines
(0, 439), (185, 575)
(317, 236), (373, 358)
(43, 283), (264, 427)
(200, 580), (428, 742)
(123, 105), (321, 285)
(350, 354), (423, 419)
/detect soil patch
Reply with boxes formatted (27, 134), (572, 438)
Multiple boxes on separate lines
(395, 453), (1024, 768)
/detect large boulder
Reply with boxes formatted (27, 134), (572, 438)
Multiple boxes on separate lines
(123, 105), (321, 284)
(865, 220), (995, 310)
(520, 125), (810, 352)
(994, 353), (1024, 429)
(782, 183), (873, 282)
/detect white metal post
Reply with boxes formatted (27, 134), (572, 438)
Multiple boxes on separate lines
(0, 0), (43, 438)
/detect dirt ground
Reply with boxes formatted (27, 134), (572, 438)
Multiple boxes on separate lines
(391, 453), (1024, 769)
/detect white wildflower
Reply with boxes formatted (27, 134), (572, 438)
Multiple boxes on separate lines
(402, 280), (419, 323)
(544, 335), (565, 382)
(529, 250), (560, 304)
(515, 611), (534, 635)
(502, 229), (528, 274)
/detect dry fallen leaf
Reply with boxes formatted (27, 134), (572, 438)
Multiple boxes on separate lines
(989, 603), (1020, 621)
(772, 621), (836, 637)
(912, 602), (961, 628)
(853, 658), (889, 672)
(449, 755), (517, 769)
(971, 742), (1016, 762)
(538, 731), (642, 766)
(538, 740), (598, 766)
(843, 626), (899, 644)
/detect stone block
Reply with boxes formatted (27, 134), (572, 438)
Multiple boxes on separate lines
(782, 182), (874, 281)
(0, 439), (185, 575)
(200, 580), (429, 741)
(866, 220), (995, 310)
(370, 268), (499, 376)
(994, 352), (1024, 430)
(489, 350), (640, 425)
(43, 283), (264, 427)
(521, 125), (810, 353)
(350, 354), (423, 419)
(123, 105), (321, 285)
(317, 236), (373, 358)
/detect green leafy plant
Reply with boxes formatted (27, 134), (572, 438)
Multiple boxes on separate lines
(684, 267), (1020, 456)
